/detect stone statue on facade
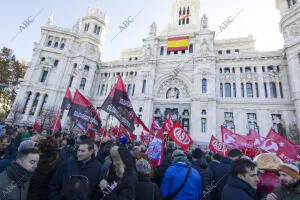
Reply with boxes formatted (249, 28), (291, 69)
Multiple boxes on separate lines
(201, 14), (209, 29)
(199, 39), (210, 56)
(149, 22), (157, 37)
(167, 87), (178, 99)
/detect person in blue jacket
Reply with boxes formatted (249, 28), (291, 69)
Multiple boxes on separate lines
(221, 158), (259, 200)
(160, 149), (202, 200)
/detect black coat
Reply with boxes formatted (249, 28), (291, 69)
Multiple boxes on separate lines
(192, 158), (213, 200)
(27, 161), (57, 200)
(221, 176), (258, 200)
(48, 158), (104, 200)
(214, 157), (232, 200)
(135, 174), (162, 200)
(103, 167), (138, 200)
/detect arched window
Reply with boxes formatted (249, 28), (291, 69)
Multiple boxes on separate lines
(84, 65), (89, 72)
(187, 7), (190, 15)
(30, 93), (40, 115)
(40, 57), (45, 63)
(160, 47), (164, 56)
(186, 18), (189, 24)
(269, 82), (277, 98)
(96, 27), (101, 35)
(39, 94), (48, 116)
(60, 43), (65, 49)
(225, 83), (231, 97)
(94, 25), (98, 33)
(220, 83), (223, 97)
(245, 67), (251, 73)
(246, 83), (253, 97)
(54, 60), (59, 67)
(54, 42), (59, 48)
(233, 83), (236, 97)
(202, 79), (207, 94)
(79, 78), (86, 90)
(22, 91), (32, 114)
(84, 23), (90, 31)
(47, 40), (52, 47)
(127, 84), (132, 96)
(189, 44), (193, 54)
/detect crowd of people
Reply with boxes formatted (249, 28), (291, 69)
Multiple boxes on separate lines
(0, 125), (299, 200)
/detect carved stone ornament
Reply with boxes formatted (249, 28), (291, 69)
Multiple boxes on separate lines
(157, 78), (190, 98)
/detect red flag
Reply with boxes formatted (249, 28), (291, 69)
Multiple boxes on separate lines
(140, 131), (150, 143)
(129, 132), (137, 141)
(61, 88), (73, 110)
(101, 76), (135, 132)
(33, 121), (41, 131)
(163, 113), (174, 132)
(221, 125), (254, 149)
(69, 90), (102, 132)
(134, 113), (150, 132)
(261, 129), (299, 162)
(150, 117), (162, 135)
(51, 109), (61, 131)
(146, 133), (164, 167)
(209, 135), (229, 156)
(168, 122), (193, 150)
(248, 129), (265, 148)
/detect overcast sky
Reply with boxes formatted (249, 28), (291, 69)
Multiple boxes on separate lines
(0, 0), (283, 62)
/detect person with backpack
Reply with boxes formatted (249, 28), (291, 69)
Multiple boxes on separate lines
(160, 149), (202, 200)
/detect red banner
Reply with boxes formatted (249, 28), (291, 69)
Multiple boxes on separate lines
(209, 135), (229, 156)
(163, 113), (174, 132)
(221, 125), (254, 149)
(33, 121), (41, 131)
(51, 109), (61, 132)
(150, 117), (162, 135)
(260, 129), (299, 162)
(168, 122), (193, 150)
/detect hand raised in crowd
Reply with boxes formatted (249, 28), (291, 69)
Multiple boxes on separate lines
(266, 192), (278, 200)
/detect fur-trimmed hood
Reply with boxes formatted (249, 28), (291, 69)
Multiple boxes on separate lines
(110, 145), (134, 178)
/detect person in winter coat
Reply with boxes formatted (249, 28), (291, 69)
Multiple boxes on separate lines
(191, 148), (213, 200)
(221, 158), (259, 200)
(48, 139), (104, 200)
(214, 149), (242, 200)
(154, 150), (171, 187)
(99, 145), (138, 200)
(135, 158), (162, 200)
(160, 149), (202, 200)
(266, 163), (300, 200)
(27, 135), (58, 200)
(0, 148), (40, 200)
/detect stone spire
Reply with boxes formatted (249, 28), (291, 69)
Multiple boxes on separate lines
(47, 12), (54, 25)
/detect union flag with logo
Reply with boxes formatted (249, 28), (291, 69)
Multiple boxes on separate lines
(101, 76), (135, 132)
(168, 122), (193, 150)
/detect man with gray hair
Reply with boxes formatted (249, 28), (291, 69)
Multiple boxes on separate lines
(135, 158), (162, 200)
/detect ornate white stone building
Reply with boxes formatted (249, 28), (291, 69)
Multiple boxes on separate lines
(9, 0), (300, 145)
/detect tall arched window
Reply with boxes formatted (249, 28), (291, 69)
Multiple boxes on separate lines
(47, 40), (52, 47)
(202, 79), (207, 94)
(225, 83), (231, 97)
(189, 44), (193, 54)
(220, 83), (223, 97)
(30, 93), (40, 115)
(54, 42), (59, 48)
(60, 43), (65, 49)
(269, 82), (277, 98)
(127, 84), (132, 96)
(246, 83), (253, 97)
(79, 78), (86, 90)
(39, 94), (48, 116)
(22, 91), (32, 114)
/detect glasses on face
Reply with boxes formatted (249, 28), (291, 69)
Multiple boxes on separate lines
(69, 174), (89, 185)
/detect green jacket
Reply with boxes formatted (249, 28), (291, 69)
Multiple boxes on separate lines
(273, 181), (300, 200)
(0, 170), (30, 200)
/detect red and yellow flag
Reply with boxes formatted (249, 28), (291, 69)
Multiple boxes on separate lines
(167, 36), (189, 51)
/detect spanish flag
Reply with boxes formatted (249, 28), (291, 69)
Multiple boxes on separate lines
(180, 14), (191, 20)
(167, 36), (189, 51)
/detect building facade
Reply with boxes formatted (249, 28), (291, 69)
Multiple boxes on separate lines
(8, 0), (300, 145)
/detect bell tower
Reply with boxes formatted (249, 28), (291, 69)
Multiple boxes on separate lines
(276, 0), (300, 127)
